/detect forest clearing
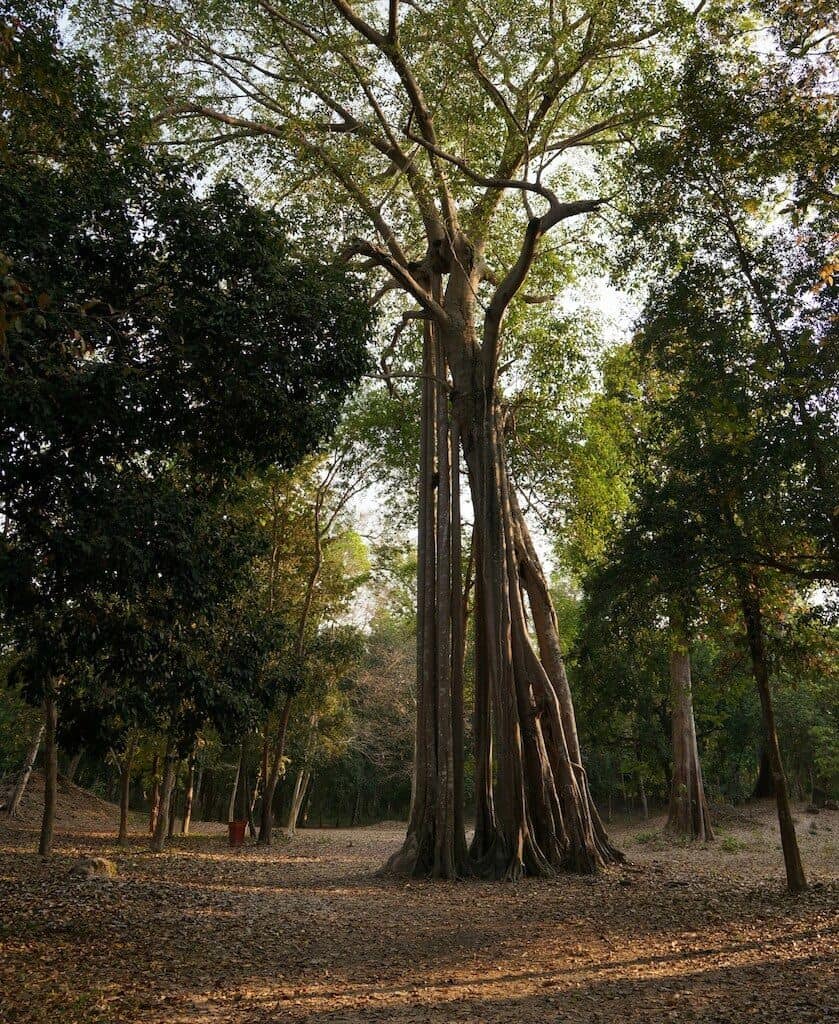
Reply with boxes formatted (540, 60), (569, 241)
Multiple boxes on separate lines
(2, 2), (838, 1022)
(1, 780), (837, 1024)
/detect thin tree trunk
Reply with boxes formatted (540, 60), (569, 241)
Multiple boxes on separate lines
(739, 574), (806, 892)
(246, 773), (257, 838)
(301, 774), (314, 825)
(181, 756), (195, 835)
(258, 695), (292, 844)
(228, 744), (243, 823)
(287, 767), (311, 835)
(193, 767), (203, 823)
(168, 762), (181, 839)
(450, 415), (469, 869)
(64, 749), (82, 784)
(470, 531), (498, 868)
(150, 738), (177, 853)
(638, 770), (649, 822)
(432, 323), (456, 877)
(288, 714), (318, 836)
(666, 612), (713, 841)
(752, 747), (775, 799)
(118, 737), (136, 845)
(247, 753), (264, 838)
(6, 722), (44, 818)
(148, 751), (161, 834)
(39, 695), (58, 858)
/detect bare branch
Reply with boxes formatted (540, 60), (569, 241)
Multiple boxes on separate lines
(344, 239), (447, 320)
(482, 197), (607, 380)
(405, 127), (564, 210)
(330, 0), (459, 232)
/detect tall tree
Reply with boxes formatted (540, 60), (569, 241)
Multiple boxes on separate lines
(80, 0), (716, 878)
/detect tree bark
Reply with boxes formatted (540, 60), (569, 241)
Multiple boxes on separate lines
(381, 310), (469, 878)
(118, 737), (136, 845)
(38, 695), (58, 858)
(386, 306), (617, 878)
(167, 763), (180, 839)
(638, 770), (649, 822)
(150, 738), (177, 853)
(247, 752), (264, 838)
(459, 388), (618, 877)
(450, 418), (469, 868)
(739, 574), (806, 892)
(193, 767), (203, 823)
(666, 613), (713, 841)
(287, 714), (318, 836)
(6, 722), (44, 818)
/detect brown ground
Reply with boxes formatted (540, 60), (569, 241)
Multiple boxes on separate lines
(0, 779), (836, 1023)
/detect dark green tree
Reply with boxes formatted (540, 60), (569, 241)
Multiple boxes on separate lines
(0, 5), (372, 855)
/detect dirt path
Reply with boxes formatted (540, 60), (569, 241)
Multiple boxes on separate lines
(1, 807), (836, 1023)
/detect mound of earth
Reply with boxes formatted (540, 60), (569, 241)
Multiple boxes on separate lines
(1, 770), (127, 834)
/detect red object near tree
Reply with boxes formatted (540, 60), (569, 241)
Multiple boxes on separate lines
(228, 820), (246, 848)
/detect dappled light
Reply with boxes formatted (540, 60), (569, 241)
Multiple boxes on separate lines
(1, 813), (836, 1022)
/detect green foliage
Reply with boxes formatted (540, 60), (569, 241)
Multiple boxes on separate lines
(0, 8), (372, 766)
(563, 29), (839, 813)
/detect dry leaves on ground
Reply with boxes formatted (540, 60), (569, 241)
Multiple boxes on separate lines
(0, 797), (836, 1024)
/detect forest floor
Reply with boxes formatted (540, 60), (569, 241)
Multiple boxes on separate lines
(1, 781), (837, 1024)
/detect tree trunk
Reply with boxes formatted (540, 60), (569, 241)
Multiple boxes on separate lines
(181, 757), (195, 835)
(148, 751), (161, 834)
(382, 312), (469, 878)
(247, 752), (264, 838)
(287, 767), (311, 835)
(386, 312), (618, 878)
(258, 696), (292, 844)
(638, 770), (649, 821)
(752, 746), (776, 799)
(193, 767), (203, 822)
(38, 696), (58, 857)
(666, 613), (713, 840)
(299, 773), (313, 826)
(64, 748), (82, 784)
(739, 574), (806, 893)
(167, 763), (180, 839)
(228, 745), (243, 823)
(246, 774), (257, 838)
(150, 739), (177, 853)
(6, 722), (44, 818)
(450, 415), (469, 869)
(462, 388), (618, 877)
(287, 714), (318, 836)
(118, 737), (136, 845)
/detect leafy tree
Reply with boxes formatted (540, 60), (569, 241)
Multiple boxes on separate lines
(78, 0), (722, 879)
(0, 6), (372, 854)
